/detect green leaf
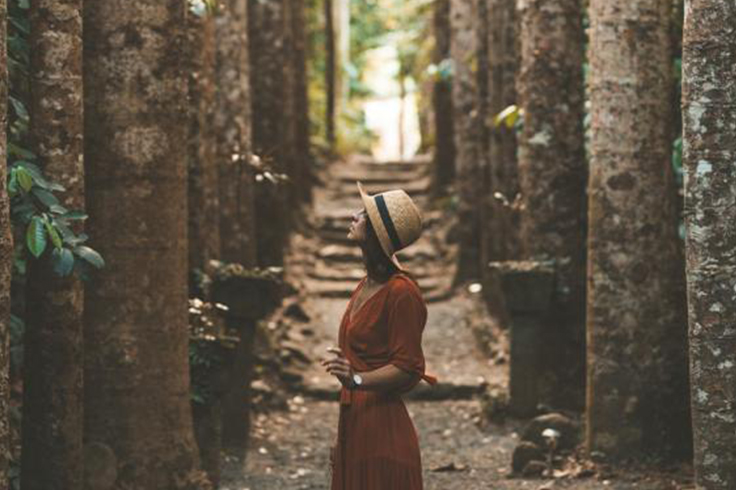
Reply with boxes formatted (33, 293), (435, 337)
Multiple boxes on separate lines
(16, 162), (65, 192)
(7, 142), (36, 160)
(62, 210), (88, 221)
(8, 169), (19, 196)
(9, 96), (28, 121)
(51, 248), (75, 276)
(43, 217), (63, 249)
(54, 220), (74, 240)
(11, 201), (35, 224)
(49, 204), (69, 215)
(74, 245), (104, 269)
(32, 188), (60, 208)
(26, 217), (47, 258)
(16, 166), (33, 192)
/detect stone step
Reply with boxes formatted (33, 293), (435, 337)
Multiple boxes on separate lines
(334, 172), (424, 186)
(317, 241), (441, 264)
(303, 277), (451, 303)
(307, 262), (440, 282)
(329, 177), (431, 198)
(317, 203), (435, 225)
(349, 154), (432, 169)
(316, 210), (442, 238)
(316, 229), (353, 245)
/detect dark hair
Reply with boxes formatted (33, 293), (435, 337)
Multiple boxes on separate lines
(361, 216), (400, 283)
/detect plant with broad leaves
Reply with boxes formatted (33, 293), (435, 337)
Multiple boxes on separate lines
(6, 0), (103, 279)
(8, 158), (104, 278)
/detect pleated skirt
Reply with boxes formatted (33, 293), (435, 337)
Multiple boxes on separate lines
(331, 391), (423, 490)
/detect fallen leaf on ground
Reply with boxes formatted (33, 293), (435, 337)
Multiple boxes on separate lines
(430, 462), (469, 472)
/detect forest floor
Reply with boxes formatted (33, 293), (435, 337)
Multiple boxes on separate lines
(221, 156), (694, 490)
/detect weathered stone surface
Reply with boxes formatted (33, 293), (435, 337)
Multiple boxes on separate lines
(83, 1), (211, 487)
(683, 1), (736, 486)
(211, 265), (284, 320)
(24, 0), (85, 488)
(521, 413), (580, 452)
(283, 302), (311, 323)
(488, 260), (555, 314)
(216, 0), (257, 267)
(516, 0), (587, 413)
(587, 0), (690, 460)
(431, 0), (456, 195)
(83, 442), (117, 490)
(512, 441), (545, 474)
(522, 460), (547, 478)
(480, 385), (510, 424)
(450, 0), (484, 284)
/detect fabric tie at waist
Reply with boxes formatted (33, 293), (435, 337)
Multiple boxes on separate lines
(339, 371), (438, 405)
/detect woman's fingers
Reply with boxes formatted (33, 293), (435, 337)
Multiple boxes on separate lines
(326, 347), (344, 358)
(322, 358), (349, 368)
(326, 367), (350, 378)
(323, 358), (351, 378)
(325, 362), (349, 371)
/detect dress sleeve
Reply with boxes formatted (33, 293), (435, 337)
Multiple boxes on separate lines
(386, 282), (428, 389)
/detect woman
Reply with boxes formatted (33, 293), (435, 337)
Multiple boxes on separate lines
(321, 182), (437, 490)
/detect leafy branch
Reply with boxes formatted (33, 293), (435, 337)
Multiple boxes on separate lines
(6, 0), (103, 279)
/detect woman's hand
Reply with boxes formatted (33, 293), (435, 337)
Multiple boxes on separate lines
(320, 347), (353, 387)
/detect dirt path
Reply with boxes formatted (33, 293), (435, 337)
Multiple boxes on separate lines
(222, 156), (692, 490)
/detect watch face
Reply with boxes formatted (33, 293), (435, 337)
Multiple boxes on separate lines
(353, 373), (363, 385)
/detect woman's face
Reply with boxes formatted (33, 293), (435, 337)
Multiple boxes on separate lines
(348, 209), (368, 242)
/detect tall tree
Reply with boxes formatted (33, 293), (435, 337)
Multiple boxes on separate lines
(22, 1), (84, 488)
(516, 0), (586, 409)
(83, 2), (210, 488)
(450, 0), (484, 284)
(188, 9), (220, 273)
(249, 0), (293, 267)
(292, 0), (312, 204)
(587, 0), (690, 459)
(324, 0), (336, 148)
(0, 1), (11, 488)
(216, 0), (257, 267)
(683, 0), (736, 485)
(431, 0), (455, 196)
(483, 0), (518, 263)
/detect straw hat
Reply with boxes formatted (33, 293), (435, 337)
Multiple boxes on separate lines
(357, 181), (423, 270)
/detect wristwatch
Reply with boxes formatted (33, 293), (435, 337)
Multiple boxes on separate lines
(350, 373), (363, 390)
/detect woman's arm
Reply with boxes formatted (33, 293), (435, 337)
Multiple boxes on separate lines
(321, 347), (419, 392)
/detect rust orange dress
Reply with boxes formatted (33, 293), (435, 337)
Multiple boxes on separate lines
(330, 273), (437, 490)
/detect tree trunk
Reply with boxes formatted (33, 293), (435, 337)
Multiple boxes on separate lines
(216, 0), (257, 268)
(292, 0), (312, 204)
(431, 0), (455, 196)
(450, 0), (483, 284)
(83, 2), (210, 488)
(22, 1), (84, 488)
(587, 0), (690, 460)
(187, 11), (220, 273)
(324, 0), (336, 149)
(0, 1), (11, 487)
(249, 0), (293, 268)
(483, 0), (519, 263)
(516, 0), (586, 410)
(683, 1), (736, 485)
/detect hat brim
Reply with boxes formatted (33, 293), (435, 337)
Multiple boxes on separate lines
(357, 181), (405, 271)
